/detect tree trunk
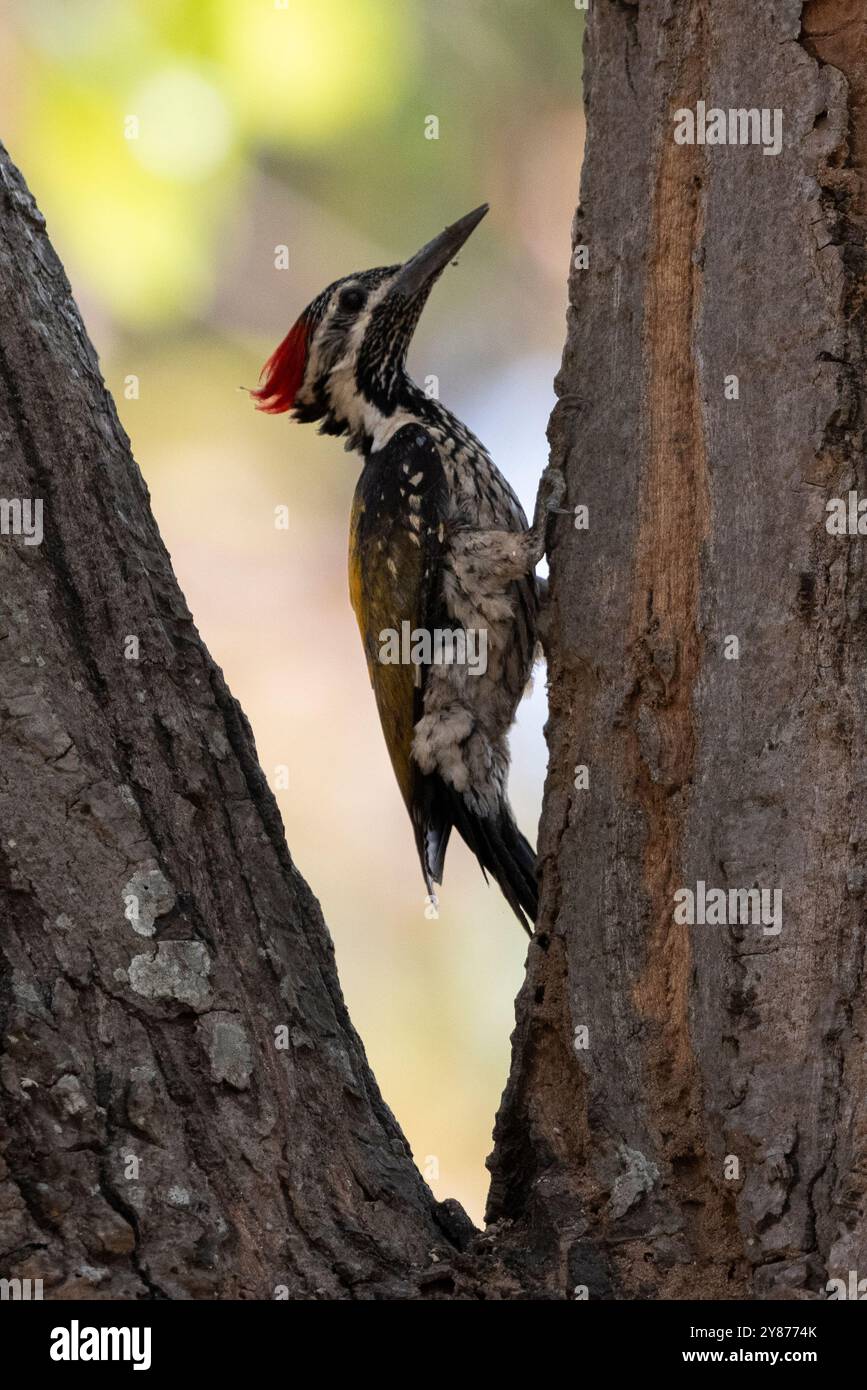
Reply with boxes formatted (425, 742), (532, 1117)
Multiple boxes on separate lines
(3, 0), (866, 1305)
(487, 0), (867, 1300)
(0, 142), (468, 1300)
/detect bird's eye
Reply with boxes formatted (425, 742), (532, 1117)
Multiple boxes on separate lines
(338, 286), (366, 314)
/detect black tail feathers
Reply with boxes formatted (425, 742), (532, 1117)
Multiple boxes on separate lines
(413, 776), (538, 934)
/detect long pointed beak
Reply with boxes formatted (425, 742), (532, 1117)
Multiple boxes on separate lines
(391, 203), (489, 298)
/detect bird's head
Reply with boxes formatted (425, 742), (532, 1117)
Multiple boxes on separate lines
(250, 204), (489, 447)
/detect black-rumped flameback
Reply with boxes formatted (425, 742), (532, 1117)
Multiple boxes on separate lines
(251, 205), (564, 932)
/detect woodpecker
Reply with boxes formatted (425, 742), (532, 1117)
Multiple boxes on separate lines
(251, 205), (564, 932)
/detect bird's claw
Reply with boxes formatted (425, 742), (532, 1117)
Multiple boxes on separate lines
(543, 465), (566, 515)
(532, 465), (567, 536)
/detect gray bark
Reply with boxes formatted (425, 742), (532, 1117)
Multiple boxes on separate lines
(0, 142), (466, 1300)
(487, 0), (867, 1299)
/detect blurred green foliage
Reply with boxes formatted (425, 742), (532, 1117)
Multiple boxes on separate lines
(9, 0), (579, 325)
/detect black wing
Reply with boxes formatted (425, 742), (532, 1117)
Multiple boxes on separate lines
(348, 425), (450, 889)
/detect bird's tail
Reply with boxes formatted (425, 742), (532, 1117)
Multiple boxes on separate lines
(414, 775), (538, 935)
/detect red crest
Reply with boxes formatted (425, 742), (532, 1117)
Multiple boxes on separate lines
(250, 316), (310, 414)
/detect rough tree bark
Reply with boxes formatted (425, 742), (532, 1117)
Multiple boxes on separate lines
(486, 0), (867, 1300)
(2, 0), (865, 1304)
(0, 144), (470, 1300)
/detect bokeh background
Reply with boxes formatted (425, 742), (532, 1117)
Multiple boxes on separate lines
(0, 0), (584, 1224)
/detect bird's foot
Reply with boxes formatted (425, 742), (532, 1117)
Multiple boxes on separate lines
(541, 463), (567, 517)
(529, 464), (567, 557)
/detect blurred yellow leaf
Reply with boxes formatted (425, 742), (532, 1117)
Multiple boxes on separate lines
(214, 0), (416, 146)
(19, 77), (223, 325)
